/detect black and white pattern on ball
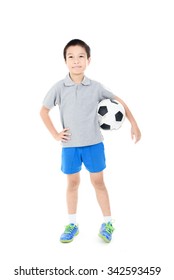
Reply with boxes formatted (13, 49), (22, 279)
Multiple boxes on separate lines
(97, 99), (125, 130)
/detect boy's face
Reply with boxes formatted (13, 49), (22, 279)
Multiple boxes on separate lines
(65, 45), (90, 75)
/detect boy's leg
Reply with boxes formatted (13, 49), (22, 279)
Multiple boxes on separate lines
(90, 171), (111, 216)
(60, 172), (80, 243)
(90, 171), (115, 243)
(66, 172), (80, 215)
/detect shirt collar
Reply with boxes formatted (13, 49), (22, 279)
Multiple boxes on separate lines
(64, 74), (91, 86)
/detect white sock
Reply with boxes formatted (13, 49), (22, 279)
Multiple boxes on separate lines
(104, 216), (112, 223)
(68, 214), (77, 225)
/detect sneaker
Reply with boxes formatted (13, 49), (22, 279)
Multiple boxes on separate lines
(60, 223), (79, 243)
(99, 222), (115, 243)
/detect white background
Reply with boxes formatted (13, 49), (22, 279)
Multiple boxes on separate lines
(0, 0), (174, 279)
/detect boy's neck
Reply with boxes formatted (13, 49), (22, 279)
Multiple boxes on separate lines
(69, 73), (85, 84)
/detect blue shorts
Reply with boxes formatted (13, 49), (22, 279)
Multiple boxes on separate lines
(61, 142), (106, 174)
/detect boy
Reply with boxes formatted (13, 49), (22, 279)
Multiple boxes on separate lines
(40, 39), (141, 243)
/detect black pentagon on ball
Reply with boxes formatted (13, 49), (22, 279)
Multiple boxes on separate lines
(115, 111), (123, 121)
(98, 106), (108, 116)
(100, 123), (111, 130)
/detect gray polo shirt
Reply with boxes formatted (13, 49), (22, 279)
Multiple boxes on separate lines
(43, 74), (115, 147)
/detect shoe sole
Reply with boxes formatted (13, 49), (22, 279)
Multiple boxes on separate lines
(60, 230), (79, 243)
(98, 233), (111, 243)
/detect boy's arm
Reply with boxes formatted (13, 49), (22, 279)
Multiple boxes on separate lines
(40, 106), (70, 142)
(114, 96), (141, 143)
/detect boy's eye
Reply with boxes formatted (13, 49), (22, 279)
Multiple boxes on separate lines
(67, 54), (85, 60)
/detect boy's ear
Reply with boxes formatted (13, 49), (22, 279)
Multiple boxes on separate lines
(88, 57), (91, 65)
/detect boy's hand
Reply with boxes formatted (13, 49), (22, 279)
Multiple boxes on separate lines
(54, 128), (71, 142)
(131, 124), (141, 144)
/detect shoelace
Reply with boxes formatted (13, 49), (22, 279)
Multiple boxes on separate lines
(64, 224), (75, 234)
(105, 223), (114, 234)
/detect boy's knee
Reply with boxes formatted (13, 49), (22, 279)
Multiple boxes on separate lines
(67, 174), (80, 189)
(90, 177), (105, 190)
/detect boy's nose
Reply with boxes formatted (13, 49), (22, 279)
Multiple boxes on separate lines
(73, 57), (80, 63)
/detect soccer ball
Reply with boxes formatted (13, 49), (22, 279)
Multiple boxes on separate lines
(97, 99), (125, 130)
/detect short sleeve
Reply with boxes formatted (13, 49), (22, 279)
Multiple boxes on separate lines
(98, 83), (116, 101)
(42, 82), (61, 109)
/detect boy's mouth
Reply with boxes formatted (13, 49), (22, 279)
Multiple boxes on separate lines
(72, 66), (81, 68)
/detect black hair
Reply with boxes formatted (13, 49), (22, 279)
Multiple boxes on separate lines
(63, 39), (91, 60)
